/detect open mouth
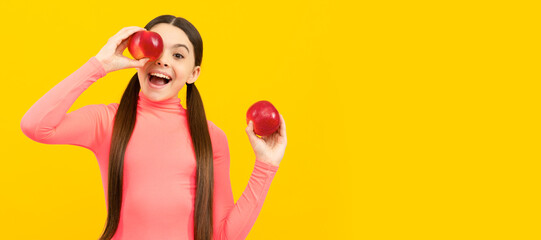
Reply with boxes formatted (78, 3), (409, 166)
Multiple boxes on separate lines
(148, 73), (171, 86)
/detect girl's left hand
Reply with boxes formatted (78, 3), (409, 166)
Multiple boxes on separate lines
(245, 114), (287, 167)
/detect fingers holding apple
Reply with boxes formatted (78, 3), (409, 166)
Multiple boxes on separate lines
(95, 26), (152, 74)
(245, 101), (287, 167)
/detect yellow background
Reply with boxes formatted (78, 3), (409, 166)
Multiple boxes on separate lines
(1, 0), (540, 239)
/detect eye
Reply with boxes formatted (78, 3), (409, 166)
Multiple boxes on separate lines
(174, 53), (184, 59)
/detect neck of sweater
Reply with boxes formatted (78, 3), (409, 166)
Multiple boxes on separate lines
(138, 91), (185, 114)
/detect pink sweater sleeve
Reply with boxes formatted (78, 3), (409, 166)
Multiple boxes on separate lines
(209, 123), (280, 240)
(20, 57), (109, 152)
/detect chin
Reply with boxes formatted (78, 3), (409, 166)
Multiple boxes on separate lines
(141, 88), (163, 100)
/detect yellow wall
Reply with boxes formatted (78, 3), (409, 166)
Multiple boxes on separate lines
(2, 0), (539, 239)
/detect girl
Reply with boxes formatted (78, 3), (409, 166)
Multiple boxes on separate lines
(20, 15), (287, 240)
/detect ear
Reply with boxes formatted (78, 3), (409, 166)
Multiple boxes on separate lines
(187, 66), (201, 84)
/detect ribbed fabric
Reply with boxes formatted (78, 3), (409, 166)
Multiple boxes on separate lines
(20, 57), (279, 240)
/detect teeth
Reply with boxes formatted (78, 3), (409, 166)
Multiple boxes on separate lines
(149, 72), (171, 80)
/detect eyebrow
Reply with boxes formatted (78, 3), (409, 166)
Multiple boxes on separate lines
(172, 44), (190, 53)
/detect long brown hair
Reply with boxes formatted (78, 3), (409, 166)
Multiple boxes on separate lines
(99, 15), (213, 240)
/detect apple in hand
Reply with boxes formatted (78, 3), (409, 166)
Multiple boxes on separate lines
(127, 30), (164, 61)
(246, 101), (280, 136)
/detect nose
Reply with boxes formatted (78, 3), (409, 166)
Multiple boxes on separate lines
(155, 54), (169, 67)
(156, 60), (169, 67)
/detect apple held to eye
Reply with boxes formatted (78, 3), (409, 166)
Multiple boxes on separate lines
(128, 30), (164, 61)
(246, 101), (280, 136)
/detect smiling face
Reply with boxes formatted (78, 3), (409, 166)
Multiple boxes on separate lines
(137, 23), (201, 102)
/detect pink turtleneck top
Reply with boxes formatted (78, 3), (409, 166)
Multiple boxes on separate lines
(20, 56), (279, 240)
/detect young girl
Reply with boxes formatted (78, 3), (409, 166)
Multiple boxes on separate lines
(20, 15), (287, 240)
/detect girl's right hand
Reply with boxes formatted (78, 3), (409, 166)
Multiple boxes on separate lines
(95, 26), (151, 74)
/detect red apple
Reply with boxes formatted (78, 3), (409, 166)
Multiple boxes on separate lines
(127, 30), (164, 61)
(246, 101), (280, 136)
